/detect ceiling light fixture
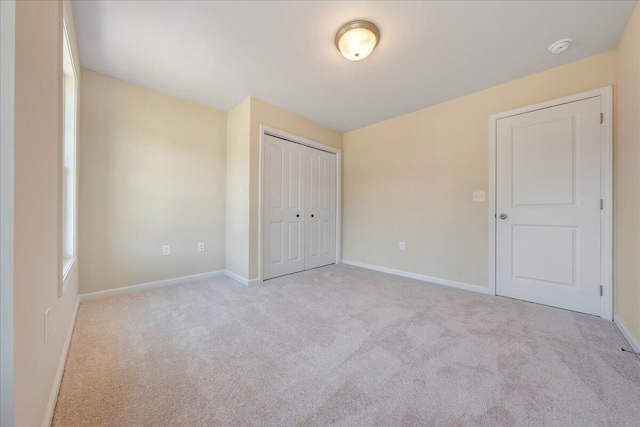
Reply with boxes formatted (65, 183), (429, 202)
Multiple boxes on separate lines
(335, 20), (380, 61)
(548, 38), (572, 54)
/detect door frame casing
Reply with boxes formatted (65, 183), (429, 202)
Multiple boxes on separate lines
(258, 125), (342, 283)
(488, 86), (613, 320)
(0, 0), (15, 425)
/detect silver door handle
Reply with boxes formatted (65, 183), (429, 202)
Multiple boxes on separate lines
(499, 213), (508, 220)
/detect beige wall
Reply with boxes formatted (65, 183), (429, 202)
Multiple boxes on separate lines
(343, 50), (618, 288)
(14, 1), (80, 425)
(614, 3), (640, 344)
(225, 97), (251, 278)
(79, 69), (227, 294)
(248, 97), (343, 279)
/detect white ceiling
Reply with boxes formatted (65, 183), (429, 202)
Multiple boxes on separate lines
(72, 1), (636, 132)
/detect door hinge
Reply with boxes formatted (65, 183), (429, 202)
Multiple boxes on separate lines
(600, 199), (604, 210)
(600, 113), (604, 124)
(600, 285), (603, 296)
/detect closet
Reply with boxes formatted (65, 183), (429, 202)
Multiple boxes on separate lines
(263, 133), (337, 280)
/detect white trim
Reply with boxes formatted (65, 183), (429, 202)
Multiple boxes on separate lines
(0, 1), (15, 424)
(223, 270), (260, 287)
(224, 269), (248, 286)
(79, 271), (226, 301)
(488, 86), (614, 320)
(42, 296), (80, 427)
(342, 259), (491, 295)
(614, 315), (640, 354)
(598, 87), (614, 321)
(488, 114), (497, 297)
(258, 125), (342, 283)
(78, 270), (261, 301)
(58, 3), (80, 298)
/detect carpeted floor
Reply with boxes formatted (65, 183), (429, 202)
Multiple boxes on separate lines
(53, 264), (640, 426)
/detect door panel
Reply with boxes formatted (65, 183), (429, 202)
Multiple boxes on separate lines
(512, 118), (575, 206)
(304, 147), (336, 270)
(512, 225), (576, 286)
(263, 135), (305, 280)
(496, 97), (601, 315)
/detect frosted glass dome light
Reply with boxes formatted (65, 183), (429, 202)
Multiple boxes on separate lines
(335, 20), (380, 61)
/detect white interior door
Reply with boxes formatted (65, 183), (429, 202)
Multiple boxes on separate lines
(304, 147), (337, 270)
(263, 135), (305, 280)
(496, 97), (602, 315)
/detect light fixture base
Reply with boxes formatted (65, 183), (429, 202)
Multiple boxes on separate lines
(549, 38), (572, 54)
(335, 20), (380, 61)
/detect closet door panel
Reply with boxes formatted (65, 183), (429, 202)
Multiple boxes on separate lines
(304, 147), (336, 270)
(263, 135), (305, 280)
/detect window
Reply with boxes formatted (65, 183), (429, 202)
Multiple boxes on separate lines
(61, 21), (77, 288)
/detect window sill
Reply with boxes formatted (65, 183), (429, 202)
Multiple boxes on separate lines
(60, 257), (76, 297)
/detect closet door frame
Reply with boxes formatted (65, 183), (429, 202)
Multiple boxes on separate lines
(259, 125), (342, 283)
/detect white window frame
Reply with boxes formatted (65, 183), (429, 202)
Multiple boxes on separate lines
(59, 17), (78, 296)
(1, 1), (16, 424)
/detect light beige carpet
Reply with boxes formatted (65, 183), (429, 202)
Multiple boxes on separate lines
(53, 264), (640, 426)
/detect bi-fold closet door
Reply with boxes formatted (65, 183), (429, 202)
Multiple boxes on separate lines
(263, 134), (336, 280)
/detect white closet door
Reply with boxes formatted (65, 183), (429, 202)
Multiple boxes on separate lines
(263, 135), (305, 280)
(304, 146), (337, 270)
(496, 97), (602, 315)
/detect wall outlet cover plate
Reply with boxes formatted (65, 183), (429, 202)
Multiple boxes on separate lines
(473, 191), (486, 202)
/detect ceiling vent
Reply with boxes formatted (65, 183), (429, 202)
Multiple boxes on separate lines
(548, 38), (572, 54)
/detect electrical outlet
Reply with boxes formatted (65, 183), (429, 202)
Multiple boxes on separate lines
(473, 191), (486, 202)
(162, 245), (171, 256)
(399, 242), (406, 251)
(44, 309), (50, 344)
(198, 242), (205, 252)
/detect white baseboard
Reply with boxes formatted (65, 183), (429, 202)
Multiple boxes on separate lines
(223, 270), (261, 287)
(614, 314), (640, 353)
(223, 269), (248, 285)
(80, 270), (226, 301)
(341, 259), (491, 295)
(42, 296), (80, 427)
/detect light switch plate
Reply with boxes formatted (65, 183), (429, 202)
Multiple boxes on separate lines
(162, 245), (171, 256)
(399, 242), (406, 251)
(473, 191), (486, 202)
